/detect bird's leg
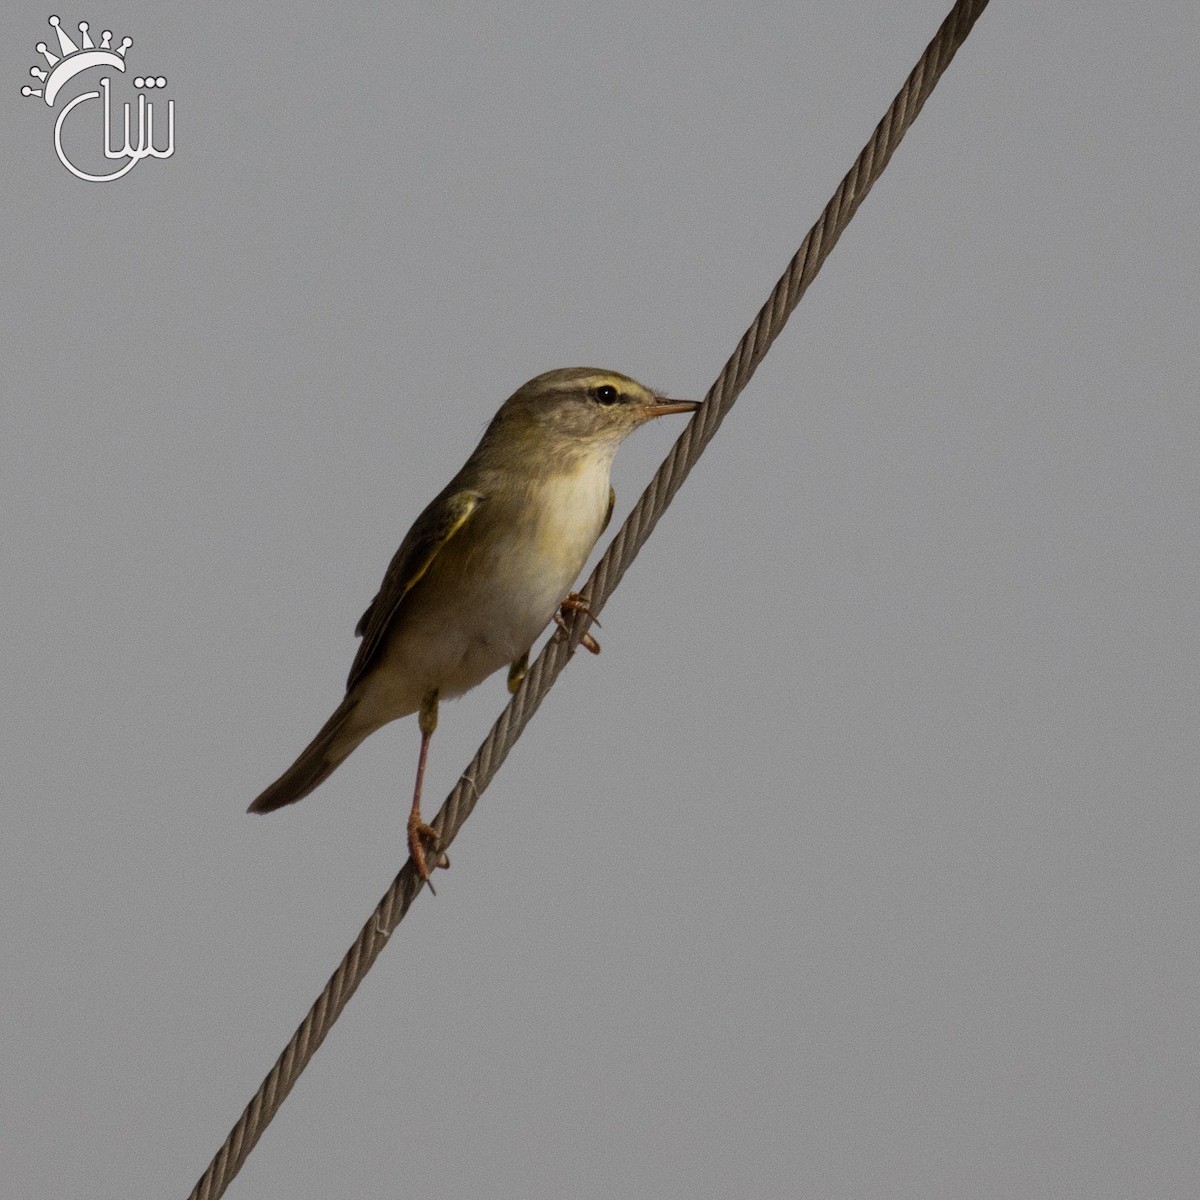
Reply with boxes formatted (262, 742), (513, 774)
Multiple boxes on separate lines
(408, 689), (448, 886)
(556, 592), (601, 654)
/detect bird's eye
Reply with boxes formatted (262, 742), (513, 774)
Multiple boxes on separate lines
(594, 384), (619, 405)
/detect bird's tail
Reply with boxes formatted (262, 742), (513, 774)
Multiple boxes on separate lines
(248, 694), (372, 814)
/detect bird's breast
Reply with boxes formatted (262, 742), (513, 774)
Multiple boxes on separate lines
(483, 462), (611, 630)
(378, 460), (612, 703)
(529, 465), (612, 576)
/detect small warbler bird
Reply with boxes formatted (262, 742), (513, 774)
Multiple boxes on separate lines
(248, 367), (699, 882)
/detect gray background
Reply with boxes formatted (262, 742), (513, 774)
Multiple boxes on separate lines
(3, 2), (1197, 1197)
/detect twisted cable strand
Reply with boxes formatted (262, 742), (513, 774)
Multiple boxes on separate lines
(188, 3), (990, 1195)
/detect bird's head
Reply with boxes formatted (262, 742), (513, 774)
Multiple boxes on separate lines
(484, 368), (699, 469)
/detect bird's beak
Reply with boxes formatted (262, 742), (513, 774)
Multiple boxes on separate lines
(640, 396), (702, 420)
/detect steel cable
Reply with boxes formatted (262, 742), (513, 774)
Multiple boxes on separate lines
(188, 2), (991, 1194)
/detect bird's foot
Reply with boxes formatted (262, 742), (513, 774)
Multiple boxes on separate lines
(556, 592), (601, 654)
(407, 812), (449, 891)
(560, 591), (600, 622)
(554, 611), (601, 654)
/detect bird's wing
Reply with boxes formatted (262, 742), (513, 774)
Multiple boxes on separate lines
(602, 485), (616, 536)
(347, 487), (483, 690)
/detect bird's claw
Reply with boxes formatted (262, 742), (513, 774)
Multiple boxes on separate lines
(408, 815), (449, 891)
(559, 591), (600, 625)
(555, 593), (601, 654)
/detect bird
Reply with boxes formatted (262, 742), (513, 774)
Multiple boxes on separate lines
(248, 367), (699, 883)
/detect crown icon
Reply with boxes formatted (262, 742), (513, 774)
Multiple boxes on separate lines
(21, 15), (131, 106)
